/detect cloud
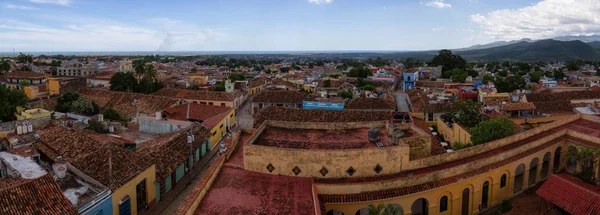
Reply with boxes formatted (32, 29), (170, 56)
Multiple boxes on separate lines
(29, 0), (70, 6)
(425, 0), (451, 8)
(6, 4), (38, 10)
(471, 0), (600, 42)
(0, 18), (225, 51)
(431, 27), (446, 31)
(308, 0), (333, 4)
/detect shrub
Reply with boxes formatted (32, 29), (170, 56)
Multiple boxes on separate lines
(102, 108), (123, 121)
(470, 118), (515, 145)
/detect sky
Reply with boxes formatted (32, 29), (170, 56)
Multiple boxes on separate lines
(1, 0), (599, 52)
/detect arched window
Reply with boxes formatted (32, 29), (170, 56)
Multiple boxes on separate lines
(553, 147), (562, 172)
(461, 188), (470, 215)
(567, 146), (578, 172)
(482, 181), (490, 209)
(500, 174), (507, 188)
(411, 198), (429, 215)
(514, 164), (526, 193)
(327, 209), (345, 215)
(440, 196), (448, 212)
(529, 158), (539, 185)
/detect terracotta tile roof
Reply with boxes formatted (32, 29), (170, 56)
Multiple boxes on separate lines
(6, 71), (45, 79)
(79, 88), (180, 118)
(416, 81), (448, 89)
(0, 174), (78, 215)
(271, 79), (299, 89)
(536, 174), (600, 215)
(248, 78), (268, 88)
(254, 106), (391, 127)
(319, 79), (341, 88)
(483, 96), (510, 106)
(138, 124), (210, 180)
(252, 90), (308, 104)
(195, 167), (317, 215)
(153, 88), (182, 97)
(500, 102), (536, 111)
(528, 89), (600, 102)
(163, 103), (232, 122)
(407, 90), (457, 113)
(345, 95), (396, 110)
(201, 111), (230, 129)
(532, 101), (574, 114)
(36, 122), (152, 191)
(184, 89), (242, 102)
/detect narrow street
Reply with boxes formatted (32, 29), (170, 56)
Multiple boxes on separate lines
(395, 89), (410, 112)
(237, 98), (254, 129)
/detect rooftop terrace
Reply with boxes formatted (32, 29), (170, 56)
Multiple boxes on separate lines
(256, 127), (399, 149)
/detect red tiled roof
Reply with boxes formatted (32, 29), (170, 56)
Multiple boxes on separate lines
(163, 103), (232, 122)
(196, 167), (317, 215)
(500, 102), (536, 111)
(252, 90), (308, 104)
(0, 174), (78, 215)
(36, 122), (152, 191)
(6, 71), (45, 79)
(253, 106), (391, 128)
(483, 96), (510, 106)
(79, 88), (180, 118)
(536, 174), (600, 215)
(345, 95), (396, 110)
(154, 88), (243, 101)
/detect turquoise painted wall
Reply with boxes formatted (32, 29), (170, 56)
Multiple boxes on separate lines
(176, 164), (185, 183)
(80, 194), (113, 215)
(195, 148), (200, 161)
(156, 182), (161, 202)
(165, 176), (172, 193)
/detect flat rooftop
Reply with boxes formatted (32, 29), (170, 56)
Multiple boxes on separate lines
(255, 127), (404, 149)
(195, 167), (316, 215)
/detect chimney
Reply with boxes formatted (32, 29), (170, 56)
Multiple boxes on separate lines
(186, 103), (190, 120)
(155, 112), (161, 120)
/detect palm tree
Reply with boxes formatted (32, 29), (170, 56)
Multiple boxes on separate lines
(133, 60), (145, 79)
(368, 204), (403, 215)
(0, 59), (10, 74)
(143, 64), (157, 80)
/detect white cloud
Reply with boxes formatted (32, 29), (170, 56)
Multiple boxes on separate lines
(6, 4), (38, 10)
(0, 18), (225, 51)
(308, 0), (333, 4)
(425, 0), (451, 8)
(431, 27), (446, 31)
(29, 0), (70, 6)
(471, 0), (600, 42)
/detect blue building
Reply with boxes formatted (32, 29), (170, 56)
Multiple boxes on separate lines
(403, 71), (418, 92)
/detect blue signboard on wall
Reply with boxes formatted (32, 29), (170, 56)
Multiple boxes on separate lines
(303, 101), (344, 110)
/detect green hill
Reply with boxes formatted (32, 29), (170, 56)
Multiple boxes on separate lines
(455, 39), (600, 61)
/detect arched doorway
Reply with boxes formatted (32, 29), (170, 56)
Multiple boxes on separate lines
(542, 152), (551, 178)
(482, 181), (490, 209)
(553, 147), (561, 172)
(411, 198), (429, 215)
(355, 208), (368, 215)
(327, 209), (345, 215)
(529, 158), (539, 185)
(461, 188), (470, 215)
(514, 164), (526, 193)
(389, 204), (404, 215)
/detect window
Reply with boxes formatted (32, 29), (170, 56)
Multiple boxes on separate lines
(209, 102), (214, 105)
(219, 124), (223, 128)
(500, 174), (507, 188)
(200, 102), (207, 105)
(221, 103), (225, 106)
(440, 196), (448, 212)
(211, 131), (216, 136)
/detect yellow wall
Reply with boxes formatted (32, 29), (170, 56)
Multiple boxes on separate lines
(23, 86), (37, 99)
(47, 79), (61, 95)
(207, 109), (236, 149)
(511, 114), (575, 127)
(324, 140), (569, 215)
(436, 118), (472, 145)
(185, 99), (235, 109)
(248, 86), (261, 96)
(111, 164), (157, 215)
(187, 75), (209, 84)
(16, 108), (51, 120)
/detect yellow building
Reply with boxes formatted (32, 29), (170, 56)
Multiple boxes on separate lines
(46, 76), (86, 96)
(186, 75), (209, 84)
(1, 71), (46, 90)
(111, 165), (157, 215)
(15, 108), (52, 120)
(178, 107), (600, 215)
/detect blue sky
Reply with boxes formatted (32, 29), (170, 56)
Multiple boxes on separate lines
(1, 0), (598, 52)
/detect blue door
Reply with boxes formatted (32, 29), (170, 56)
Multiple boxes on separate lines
(119, 196), (131, 215)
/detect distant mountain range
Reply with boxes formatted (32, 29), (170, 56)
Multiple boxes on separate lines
(453, 39), (600, 61)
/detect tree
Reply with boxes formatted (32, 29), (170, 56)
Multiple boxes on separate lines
(19, 80), (30, 88)
(529, 70), (544, 83)
(470, 118), (515, 145)
(340, 90), (353, 99)
(450, 100), (484, 128)
(553, 70), (565, 80)
(0, 59), (10, 74)
(449, 69), (468, 83)
(348, 66), (372, 78)
(361, 84), (376, 91)
(16, 52), (33, 65)
(86, 119), (108, 134)
(323, 80), (331, 88)
(102, 108), (123, 121)
(498, 70), (508, 77)
(133, 60), (146, 79)
(467, 69), (479, 78)
(110, 72), (137, 92)
(0, 86), (28, 121)
(430, 49), (467, 78)
(367, 204), (403, 215)
(228, 74), (246, 82)
(482, 74), (494, 85)
(494, 76), (526, 93)
(71, 97), (97, 115)
(566, 61), (580, 71)
(144, 64), (157, 80)
(214, 84), (225, 91)
(55, 92), (80, 113)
